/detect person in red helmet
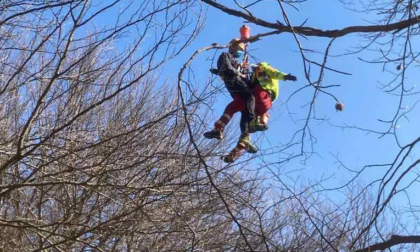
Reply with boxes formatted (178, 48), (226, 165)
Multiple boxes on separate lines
(211, 62), (297, 163)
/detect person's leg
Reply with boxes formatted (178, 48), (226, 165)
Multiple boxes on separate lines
(239, 112), (257, 152)
(240, 111), (250, 133)
(249, 86), (272, 133)
(221, 131), (258, 163)
(204, 95), (245, 139)
(220, 111), (258, 162)
(226, 77), (255, 121)
(253, 85), (272, 115)
(236, 77), (256, 121)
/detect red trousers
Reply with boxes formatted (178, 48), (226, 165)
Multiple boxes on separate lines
(215, 85), (272, 130)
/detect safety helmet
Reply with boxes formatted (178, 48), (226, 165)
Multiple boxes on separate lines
(250, 63), (263, 80)
(250, 63), (261, 69)
(229, 38), (245, 51)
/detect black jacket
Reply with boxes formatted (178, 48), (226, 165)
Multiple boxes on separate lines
(217, 52), (240, 78)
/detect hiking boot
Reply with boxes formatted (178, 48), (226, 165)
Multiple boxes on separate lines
(204, 129), (223, 140)
(221, 154), (235, 163)
(248, 120), (268, 133)
(239, 134), (258, 154)
(221, 149), (243, 163)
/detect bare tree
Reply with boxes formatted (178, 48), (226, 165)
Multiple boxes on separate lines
(2, 0), (420, 251)
(176, 0), (420, 251)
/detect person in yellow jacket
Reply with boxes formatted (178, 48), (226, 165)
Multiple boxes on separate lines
(216, 62), (297, 163)
(246, 62), (297, 130)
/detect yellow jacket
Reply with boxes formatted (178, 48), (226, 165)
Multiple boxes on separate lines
(251, 62), (286, 101)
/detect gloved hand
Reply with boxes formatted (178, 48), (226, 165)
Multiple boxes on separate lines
(284, 74), (297, 81)
(210, 68), (219, 75)
(238, 73), (247, 79)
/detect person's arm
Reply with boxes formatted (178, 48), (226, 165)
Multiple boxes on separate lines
(220, 53), (240, 77)
(262, 64), (286, 80)
(263, 64), (297, 81)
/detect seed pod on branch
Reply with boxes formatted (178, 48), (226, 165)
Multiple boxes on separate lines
(335, 102), (344, 112)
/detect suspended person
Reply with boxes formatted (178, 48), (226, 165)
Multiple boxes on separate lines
(204, 39), (256, 145)
(216, 62), (297, 163)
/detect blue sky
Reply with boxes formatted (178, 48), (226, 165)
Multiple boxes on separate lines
(159, 0), (420, 211)
(87, 0), (420, 214)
